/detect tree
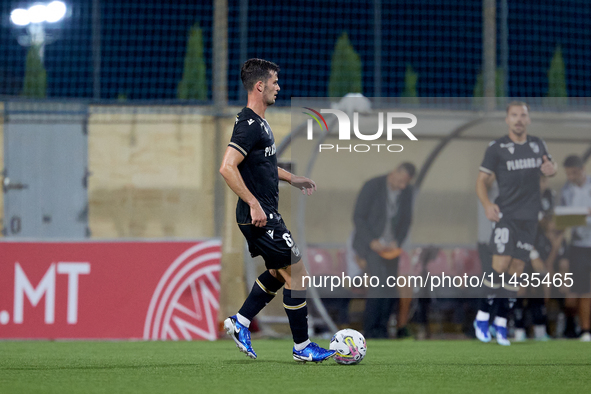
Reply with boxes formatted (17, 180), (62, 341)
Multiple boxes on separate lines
(545, 45), (567, 106)
(22, 45), (47, 98)
(473, 68), (505, 98)
(401, 63), (419, 104)
(473, 67), (505, 108)
(328, 32), (362, 98)
(177, 22), (207, 100)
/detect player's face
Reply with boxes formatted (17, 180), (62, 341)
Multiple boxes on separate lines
(505, 105), (531, 136)
(262, 71), (280, 106)
(565, 166), (585, 186)
(388, 169), (412, 190)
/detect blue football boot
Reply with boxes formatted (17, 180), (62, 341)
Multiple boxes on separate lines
(224, 315), (257, 359)
(489, 324), (497, 338)
(473, 319), (491, 343)
(492, 324), (511, 346)
(292, 342), (336, 363)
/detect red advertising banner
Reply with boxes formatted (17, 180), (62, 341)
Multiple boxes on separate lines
(0, 240), (221, 340)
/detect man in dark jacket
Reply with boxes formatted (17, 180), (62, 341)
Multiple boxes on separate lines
(353, 162), (415, 338)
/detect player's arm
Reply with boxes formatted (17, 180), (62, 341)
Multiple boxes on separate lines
(539, 138), (557, 177)
(353, 180), (384, 253)
(278, 167), (317, 195)
(219, 147), (267, 227)
(540, 155), (557, 177)
(545, 229), (566, 271)
(476, 171), (500, 222)
(478, 142), (501, 221)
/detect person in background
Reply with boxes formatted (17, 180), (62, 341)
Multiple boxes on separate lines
(560, 155), (591, 341)
(352, 162), (416, 339)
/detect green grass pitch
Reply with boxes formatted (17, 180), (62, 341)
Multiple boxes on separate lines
(1, 339), (590, 393)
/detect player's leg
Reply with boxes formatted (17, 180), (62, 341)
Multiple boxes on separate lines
(236, 269), (285, 328)
(578, 297), (591, 341)
(278, 261), (336, 362)
(489, 256), (526, 346)
(513, 298), (527, 341)
(529, 297), (550, 340)
(489, 255), (515, 345)
(474, 249), (512, 343)
(364, 252), (394, 338)
(224, 268), (285, 359)
(397, 297), (413, 338)
(569, 246), (591, 341)
(364, 298), (384, 338)
(564, 297), (579, 338)
(494, 220), (538, 345)
(224, 225), (285, 359)
(474, 243), (500, 342)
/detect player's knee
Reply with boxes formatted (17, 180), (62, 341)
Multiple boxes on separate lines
(492, 255), (511, 272)
(268, 269), (286, 283)
(509, 259), (526, 276)
(292, 260), (309, 278)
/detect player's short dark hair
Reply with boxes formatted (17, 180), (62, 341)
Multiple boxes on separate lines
(506, 101), (530, 113)
(563, 155), (584, 169)
(397, 162), (416, 178)
(241, 58), (280, 91)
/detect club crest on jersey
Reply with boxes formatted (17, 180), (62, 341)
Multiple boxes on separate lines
(500, 142), (515, 154)
(529, 142), (540, 153)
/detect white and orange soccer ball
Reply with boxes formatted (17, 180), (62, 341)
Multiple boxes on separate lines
(329, 329), (367, 365)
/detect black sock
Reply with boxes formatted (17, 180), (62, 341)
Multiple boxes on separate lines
(478, 296), (495, 313)
(283, 288), (309, 344)
(530, 298), (547, 325)
(238, 271), (284, 321)
(496, 297), (517, 320)
(478, 269), (501, 314)
(565, 314), (577, 337)
(514, 298), (525, 329)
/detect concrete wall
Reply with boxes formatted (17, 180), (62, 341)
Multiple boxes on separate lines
(86, 106), (292, 239)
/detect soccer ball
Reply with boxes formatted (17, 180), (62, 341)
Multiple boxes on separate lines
(329, 329), (366, 365)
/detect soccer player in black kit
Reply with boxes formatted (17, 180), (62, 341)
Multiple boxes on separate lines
(220, 59), (335, 362)
(473, 101), (556, 345)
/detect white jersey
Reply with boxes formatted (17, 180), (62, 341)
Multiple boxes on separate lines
(560, 175), (591, 248)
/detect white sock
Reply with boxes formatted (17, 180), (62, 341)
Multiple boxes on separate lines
(494, 316), (507, 328)
(294, 339), (311, 351)
(476, 311), (490, 321)
(534, 325), (547, 338)
(236, 313), (251, 328)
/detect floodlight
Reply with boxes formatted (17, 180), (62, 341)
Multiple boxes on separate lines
(10, 8), (30, 26)
(46, 1), (67, 23)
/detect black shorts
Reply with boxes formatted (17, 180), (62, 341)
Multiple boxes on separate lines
(239, 215), (302, 270)
(478, 242), (493, 274)
(567, 245), (591, 295)
(489, 217), (537, 263)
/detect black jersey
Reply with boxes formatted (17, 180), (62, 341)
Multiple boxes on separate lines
(480, 135), (551, 221)
(229, 107), (278, 223)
